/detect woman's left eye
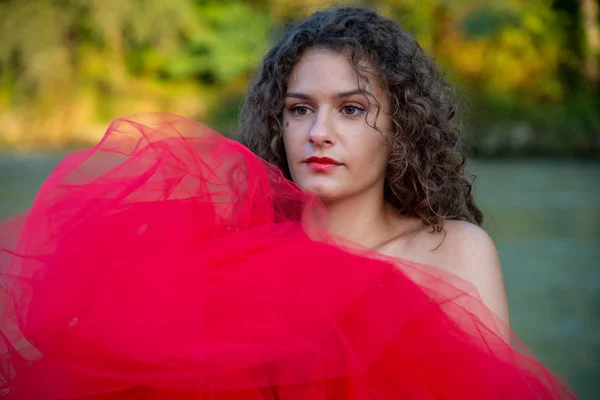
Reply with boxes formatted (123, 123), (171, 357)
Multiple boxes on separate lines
(341, 105), (365, 117)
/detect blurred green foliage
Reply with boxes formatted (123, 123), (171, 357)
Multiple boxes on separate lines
(0, 0), (598, 156)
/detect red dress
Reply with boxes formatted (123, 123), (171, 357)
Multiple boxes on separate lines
(0, 113), (576, 399)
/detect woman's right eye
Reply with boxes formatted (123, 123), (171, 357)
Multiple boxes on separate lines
(288, 106), (312, 116)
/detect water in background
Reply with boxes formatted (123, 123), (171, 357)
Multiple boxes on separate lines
(0, 152), (599, 398)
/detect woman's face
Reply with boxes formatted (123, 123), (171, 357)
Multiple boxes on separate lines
(282, 49), (392, 204)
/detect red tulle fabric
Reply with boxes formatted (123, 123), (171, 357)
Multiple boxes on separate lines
(0, 113), (576, 399)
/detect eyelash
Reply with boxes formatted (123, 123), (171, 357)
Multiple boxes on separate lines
(287, 104), (366, 118)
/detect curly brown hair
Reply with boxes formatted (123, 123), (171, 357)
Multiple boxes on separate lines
(235, 6), (483, 228)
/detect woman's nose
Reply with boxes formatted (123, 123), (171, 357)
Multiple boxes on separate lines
(308, 110), (335, 147)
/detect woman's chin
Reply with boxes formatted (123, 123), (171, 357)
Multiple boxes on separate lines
(302, 185), (344, 205)
(291, 174), (348, 203)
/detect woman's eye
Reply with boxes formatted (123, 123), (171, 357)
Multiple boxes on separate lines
(289, 106), (312, 116)
(341, 105), (364, 116)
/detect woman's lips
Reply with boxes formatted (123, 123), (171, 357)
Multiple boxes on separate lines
(304, 157), (341, 172)
(307, 162), (339, 172)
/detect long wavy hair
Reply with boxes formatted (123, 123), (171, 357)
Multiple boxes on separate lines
(235, 6), (483, 228)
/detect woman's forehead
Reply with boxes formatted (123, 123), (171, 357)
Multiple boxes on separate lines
(287, 49), (385, 96)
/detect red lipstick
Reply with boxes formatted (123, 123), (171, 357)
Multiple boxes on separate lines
(305, 156), (341, 172)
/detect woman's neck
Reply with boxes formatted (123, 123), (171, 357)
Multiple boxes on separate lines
(323, 189), (400, 249)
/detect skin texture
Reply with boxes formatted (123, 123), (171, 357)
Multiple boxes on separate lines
(283, 50), (391, 206)
(283, 50), (510, 325)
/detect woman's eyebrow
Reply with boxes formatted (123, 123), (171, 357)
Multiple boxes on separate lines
(285, 92), (312, 100)
(333, 89), (372, 99)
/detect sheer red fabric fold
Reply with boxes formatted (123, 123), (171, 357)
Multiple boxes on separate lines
(0, 113), (576, 399)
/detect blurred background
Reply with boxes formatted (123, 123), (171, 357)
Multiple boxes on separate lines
(0, 0), (598, 398)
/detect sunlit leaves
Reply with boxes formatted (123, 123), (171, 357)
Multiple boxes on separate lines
(0, 0), (595, 149)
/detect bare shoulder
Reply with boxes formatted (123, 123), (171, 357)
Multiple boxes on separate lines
(422, 220), (510, 325)
(377, 217), (510, 325)
(433, 220), (499, 269)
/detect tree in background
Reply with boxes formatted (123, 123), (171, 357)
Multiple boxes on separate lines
(0, 0), (598, 155)
(582, 0), (600, 94)
(0, 0), (270, 146)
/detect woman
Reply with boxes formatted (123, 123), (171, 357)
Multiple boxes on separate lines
(0, 6), (575, 399)
(236, 6), (509, 324)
